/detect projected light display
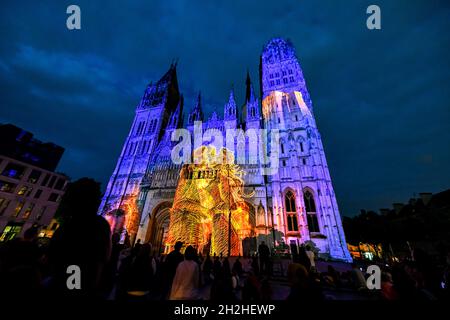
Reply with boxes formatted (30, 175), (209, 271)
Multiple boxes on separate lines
(166, 146), (254, 256)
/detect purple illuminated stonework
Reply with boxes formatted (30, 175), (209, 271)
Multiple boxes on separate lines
(99, 38), (352, 261)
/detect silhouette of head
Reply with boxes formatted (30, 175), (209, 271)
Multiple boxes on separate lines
(174, 241), (183, 251)
(184, 245), (196, 261)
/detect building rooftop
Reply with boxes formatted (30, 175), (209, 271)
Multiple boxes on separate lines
(0, 124), (65, 172)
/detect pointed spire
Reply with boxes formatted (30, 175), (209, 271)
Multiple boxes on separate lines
(157, 62), (178, 85)
(195, 91), (202, 110)
(168, 95), (183, 129)
(244, 72), (259, 123)
(228, 87), (236, 107)
(224, 87), (237, 120)
(188, 91), (203, 124)
(245, 69), (252, 101)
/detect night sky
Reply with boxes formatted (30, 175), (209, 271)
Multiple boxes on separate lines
(1, 0), (449, 216)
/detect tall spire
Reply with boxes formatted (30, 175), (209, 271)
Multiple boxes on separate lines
(138, 63), (179, 109)
(224, 87), (237, 121)
(188, 91), (204, 124)
(168, 95), (183, 129)
(245, 69), (252, 103)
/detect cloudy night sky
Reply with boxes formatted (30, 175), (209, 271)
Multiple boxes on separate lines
(1, 0), (449, 216)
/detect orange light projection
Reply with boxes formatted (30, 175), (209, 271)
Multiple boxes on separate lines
(166, 145), (254, 256)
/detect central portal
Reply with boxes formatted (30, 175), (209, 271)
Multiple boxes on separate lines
(166, 146), (254, 256)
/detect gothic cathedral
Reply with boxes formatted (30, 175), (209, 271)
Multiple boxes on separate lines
(98, 38), (352, 262)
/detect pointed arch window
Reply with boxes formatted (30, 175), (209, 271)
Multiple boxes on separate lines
(285, 191), (298, 232)
(304, 190), (320, 233)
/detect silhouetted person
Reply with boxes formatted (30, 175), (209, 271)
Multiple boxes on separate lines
(232, 257), (243, 277)
(258, 241), (270, 275)
(213, 255), (222, 278)
(223, 257), (231, 277)
(305, 245), (316, 271)
(287, 257), (323, 301)
(203, 253), (213, 284)
(46, 214), (111, 298)
(297, 245), (311, 271)
(242, 270), (261, 301)
(0, 227), (43, 298)
(115, 244), (139, 300)
(127, 243), (154, 297)
(210, 256), (234, 301)
(170, 246), (200, 300)
(251, 254), (260, 276)
(102, 232), (123, 298)
(162, 241), (184, 299)
(326, 265), (341, 287)
(350, 263), (367, 290)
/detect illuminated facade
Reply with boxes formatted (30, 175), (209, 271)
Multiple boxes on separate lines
(0, 123), (68, 241)
(100, 38), (352, 261)
(165, 146), (254, 256)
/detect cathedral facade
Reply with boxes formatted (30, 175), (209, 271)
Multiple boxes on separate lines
(98, 38), (352, 262)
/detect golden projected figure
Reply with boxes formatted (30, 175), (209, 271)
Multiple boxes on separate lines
(166, 146), (254, 256)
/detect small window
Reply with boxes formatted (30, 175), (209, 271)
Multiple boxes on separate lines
(41, 174), (50, 186)
(34, 189), (43, 199)
(281, 144), (285, 154)
(48, 193), (59, 202)
(36, 206), (46, 220)
(270, 80), (274, 86)
(0, 180), (17, 193)
(17, 185), (29, 196)
(13, 201), (24, 217)
(289, 76), (294, 82)
(302, 158), (306, 165)
(22, 203), (34, 219)
(282, 160), (286, 167)
(288, 69), (293, 75)
(27, 170), (42, 184)
(300, 143), (304, 152)
(47, 176), (57, 188)
(283, 78), (288, 84)
(0, 198), (11, 216)
(276, 79), (280, 85)
(54, 178), (65, 190)
(1, 163), (26, 180)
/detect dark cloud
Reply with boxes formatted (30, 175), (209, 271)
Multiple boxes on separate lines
(1, 0), (449, 216)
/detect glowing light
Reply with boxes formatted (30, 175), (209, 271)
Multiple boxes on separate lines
(105, 194), (140, 240)
(166, 146), (254, 256)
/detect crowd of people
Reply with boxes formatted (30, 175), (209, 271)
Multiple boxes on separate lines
(0, 211), (449, 301)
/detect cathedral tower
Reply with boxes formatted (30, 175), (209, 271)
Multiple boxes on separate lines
(98, 63), (180, 241)
(260, 38), (351, 261)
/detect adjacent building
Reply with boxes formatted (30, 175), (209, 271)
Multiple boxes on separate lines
(0, 124), (68, 241)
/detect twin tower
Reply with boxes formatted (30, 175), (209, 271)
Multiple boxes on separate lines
(98, 38), (352, 261)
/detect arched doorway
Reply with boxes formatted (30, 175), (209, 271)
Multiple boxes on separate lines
(145, 202), (172, 254)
